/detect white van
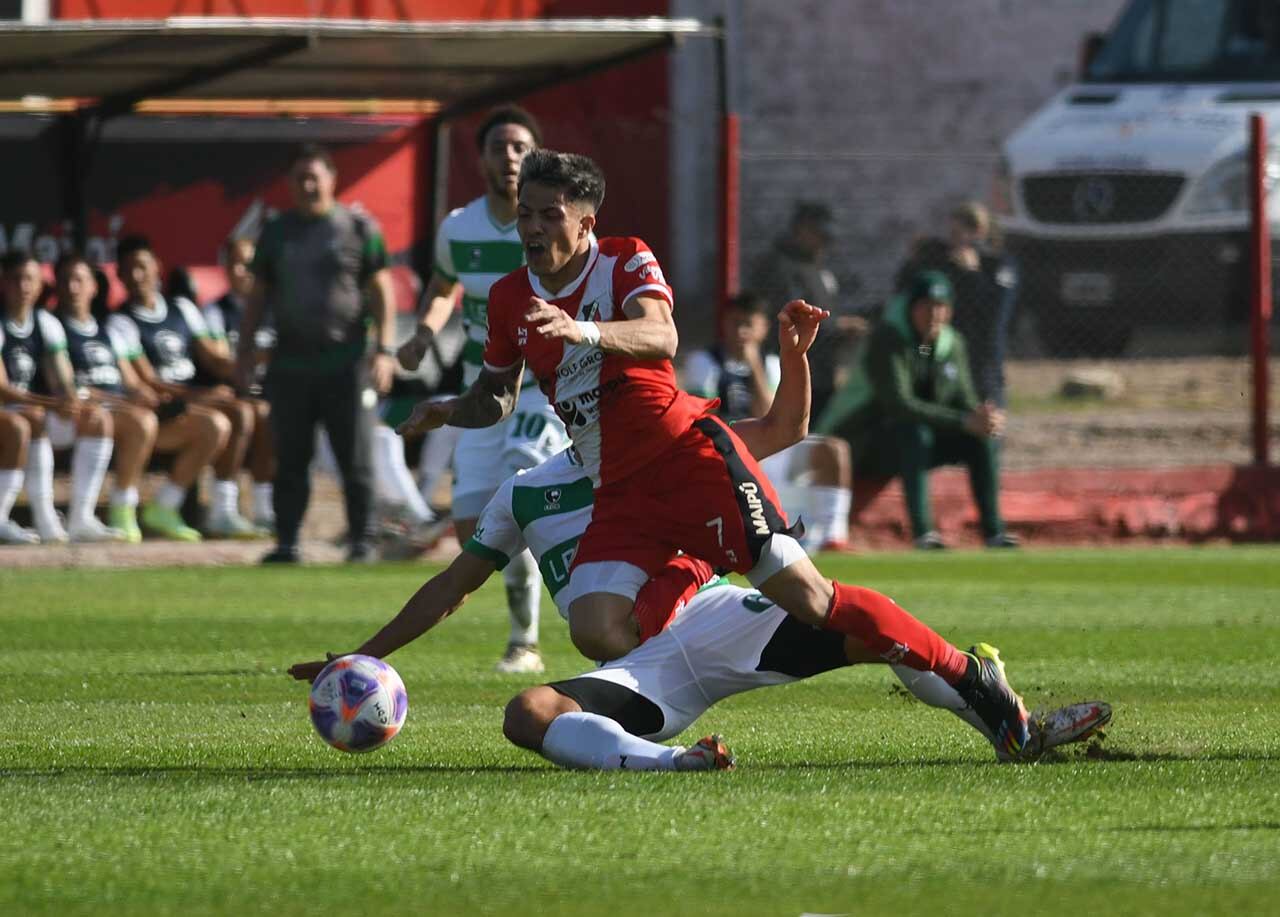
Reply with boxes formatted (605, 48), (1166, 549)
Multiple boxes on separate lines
(999, 0), (1280, 355)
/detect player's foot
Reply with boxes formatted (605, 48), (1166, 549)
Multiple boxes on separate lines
(674, 734), (736, 771)
(913, 530), (947, 550)
(955, 643), (1031, 762)
(35, 515), (69, 545)
(495, 643), (545, 674)
(204, 510), (269, 540)
(346, 541), (379, 564)
(108, 505), (143, 544)
(252, 512), (276, 535)
(261, 544), (300, 565)
(985, 532), (1021, 549)
(0, 519), (40, 545)
(140, 503), (202, 542)
(67, 516), (128, 544)
(1028, 701), (1112, 758)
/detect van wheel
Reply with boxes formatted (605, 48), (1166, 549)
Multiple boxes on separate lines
(1036, 311), (1133, 357)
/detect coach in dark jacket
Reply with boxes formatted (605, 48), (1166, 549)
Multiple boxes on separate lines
(236, 144), (398, 564)
(816, 271), (1016, 549)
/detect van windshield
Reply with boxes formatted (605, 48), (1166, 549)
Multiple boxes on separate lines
(1086, 0), (1280, 82)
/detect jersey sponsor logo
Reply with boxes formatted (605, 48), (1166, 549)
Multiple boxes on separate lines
(517, 326), (528, 346)
(555, 377), (621, 429)
(738, 481), (772, 537)
(6, 348), (36, 388)
(638, 264), (665, 284)
(555, 348), (604, 380)
(624, 251), (656, 273)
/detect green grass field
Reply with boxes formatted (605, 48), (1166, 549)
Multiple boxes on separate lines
(3, 547), (1279, 916)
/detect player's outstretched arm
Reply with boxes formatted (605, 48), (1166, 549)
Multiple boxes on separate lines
(287, 550), (497, 682)
(732, 300), (829, 460)
(524, 293), (678, 360)
(396, 362), (523, 437)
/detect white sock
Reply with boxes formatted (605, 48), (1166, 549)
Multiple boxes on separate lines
(25, 437), (62, 537)
(808, 485), (851, 546)
(212, 479), (240, 519)
(417, 424), (460, 508)
(68, 437), (113, 526)
(0, 468), (23, 521)
(253, 482), (273, 520)
(891, 665), (990, 740)
(154, 480), (187, 511)
(503, 548), (541, 647)
(540, 712), (680, 771)
(111, 485), (140, 508)
(373, 425), (433, 524)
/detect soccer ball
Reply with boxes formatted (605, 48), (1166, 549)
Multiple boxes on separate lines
(308, 654), (408, 753)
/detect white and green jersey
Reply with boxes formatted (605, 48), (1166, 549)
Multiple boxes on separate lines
(434, 196), (526, 387)
(463, 448), (595, 620)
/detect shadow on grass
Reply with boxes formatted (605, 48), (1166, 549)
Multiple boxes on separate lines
(748, 747), (1280, 770)
(0, 764), (549, 780)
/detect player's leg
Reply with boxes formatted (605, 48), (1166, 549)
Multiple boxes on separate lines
(0, 409), (38, 544)
(246, 397), (275, 532)
(200, 394), (261, 538)
(934, 428), (1016, 547)
(24, 406), (69, 543)
(318, 361), (377, 561)
(370, 422), (441, 548)
(265, 370), (319, 561)
(63, 402), (125, 542)
(416, 420), (460, 512)
(104, 403), (157, 542)
(797, 435), (853, 550)
(144, 406), (229, 541)
(889, 421), (944, 547)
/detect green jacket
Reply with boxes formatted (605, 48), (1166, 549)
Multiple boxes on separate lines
(814, 293), (979, 455)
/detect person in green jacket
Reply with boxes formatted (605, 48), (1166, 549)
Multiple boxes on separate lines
(815, 271), (1018, 549)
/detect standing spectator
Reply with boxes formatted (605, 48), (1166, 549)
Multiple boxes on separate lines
(236, 143), (398, 564)
(682, 291), (853, 550)
(894, 202), (1017, 406)
(202, 237), (276, 531)
(1, 250), (121, 544)
(748, 200), (867, 420)
(816, 272), (1017, 550)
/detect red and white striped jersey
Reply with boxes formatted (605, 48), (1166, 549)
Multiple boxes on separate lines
(484, 236), (711, 485)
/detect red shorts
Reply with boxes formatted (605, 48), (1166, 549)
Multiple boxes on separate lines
(571, 416), (792, 578)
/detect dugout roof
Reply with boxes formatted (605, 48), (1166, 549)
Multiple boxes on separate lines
(0, 16), (715, 113)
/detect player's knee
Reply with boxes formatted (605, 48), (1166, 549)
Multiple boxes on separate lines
(196, 407), (232, 452)
(756, 549), (833, 627)
(126, 405), (159, 444)
(230, 399), (254, 434)
(569, 615), (637, 663)
(81, 404), (112, 438)
(503, 687), (568, 750)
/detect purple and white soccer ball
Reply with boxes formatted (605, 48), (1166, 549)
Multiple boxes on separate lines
(308, 654), (408, 753)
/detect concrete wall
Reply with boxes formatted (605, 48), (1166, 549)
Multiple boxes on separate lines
(671, 0), (1127, 338)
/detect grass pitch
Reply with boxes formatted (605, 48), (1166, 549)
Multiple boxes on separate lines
(2, 547), (1279, 916)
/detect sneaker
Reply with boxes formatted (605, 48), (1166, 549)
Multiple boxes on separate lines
(346, 541), (379, 564)
(261, 545), (300, 565)
(495, 643), (545, 675)
(205, 511), (269, 540)
(1027, 701), (1112, 758)
(252, 513), (276, 536)
(140, 503), (202, 542)
(0, 519), (40, 545)
(108, 505), (143, 544)
(67, 516), (128, 544)
(674, 734), (736, 771)
(913, 530), (947, 550)
(954, 643), (1031, 762)
(985, 532), (1022, 549)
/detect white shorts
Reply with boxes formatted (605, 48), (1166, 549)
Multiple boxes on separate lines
(452, 387), (568, 518)
(559, 583), (850, 741)
(46, 412), (77, 450)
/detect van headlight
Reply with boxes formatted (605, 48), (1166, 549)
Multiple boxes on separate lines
(1184, 147), (1280, 215)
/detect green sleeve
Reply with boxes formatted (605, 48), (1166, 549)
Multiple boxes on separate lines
(866, 330), (970, 431)
(362, 230), (389, 284)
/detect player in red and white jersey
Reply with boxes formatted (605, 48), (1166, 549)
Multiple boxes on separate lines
(397, 150), (1031, 758)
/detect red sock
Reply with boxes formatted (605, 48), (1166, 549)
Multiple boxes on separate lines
(633, 556), (717, 643)
(823, 581), (970, 684)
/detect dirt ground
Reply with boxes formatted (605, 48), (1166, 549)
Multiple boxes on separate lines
(1, 356), (1275, 568)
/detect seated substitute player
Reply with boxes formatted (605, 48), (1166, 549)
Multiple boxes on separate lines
(397, 104), (569, 674)
(396, 151), (1032, 758)
(1, 250), (120, 543)
(681, 290), (853, 551)
(0, 386), (36, 543)
(295, 301), (1108, 767)
(111, 235), (264, 540)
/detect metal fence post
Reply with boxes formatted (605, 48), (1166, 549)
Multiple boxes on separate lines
(1249, 113), (1272, 467)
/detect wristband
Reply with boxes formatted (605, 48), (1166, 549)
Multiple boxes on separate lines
(377, 344), (396, 357)
(576, 321), (602, 347)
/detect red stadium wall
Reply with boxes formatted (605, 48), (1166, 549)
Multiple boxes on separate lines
(19, 0), (672, 309)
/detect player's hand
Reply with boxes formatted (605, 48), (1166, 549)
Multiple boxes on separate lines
(370, 353), (396, 395)
(777, 300), (830, 357)
(54, 396), (83, 420)
(129, 386), (160, 409)
(397, 327), (433, 371)
(396, 397), (453, 437)
(233, 353), (257, 395)
(524, 297), (582, 344)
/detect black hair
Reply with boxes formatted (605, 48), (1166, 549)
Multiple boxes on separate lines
(475, 104), (543, 152)
(290, 142), (336, 173)
(116, 234), (154, 267)
(518, 149), (606, 211)
(1, 249), (36, 274)
(55, 250), (91, 279)
(725, 291), (768, 316)
(165, 266), (199, 304)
